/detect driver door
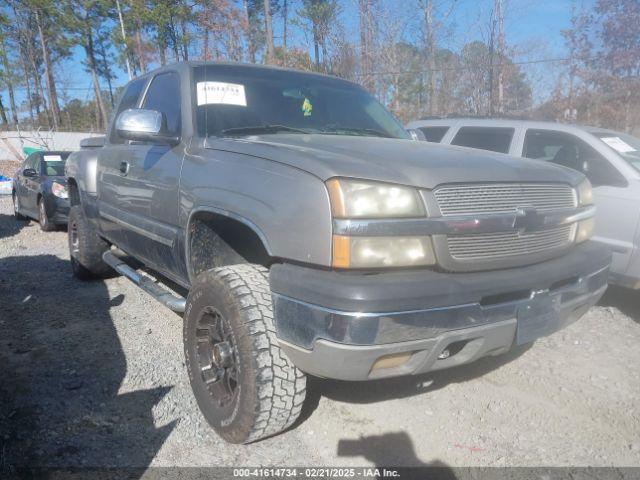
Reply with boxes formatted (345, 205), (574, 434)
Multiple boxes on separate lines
(20, 153), (40, 214)
(99, 71), (185, 279)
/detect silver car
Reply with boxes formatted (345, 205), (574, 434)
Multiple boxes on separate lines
(407, 118), (640, 289)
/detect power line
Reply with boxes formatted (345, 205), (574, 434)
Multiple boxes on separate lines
(351, 55), (586, 77)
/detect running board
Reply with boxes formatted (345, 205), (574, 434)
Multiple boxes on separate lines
(102, 251), (186, 313)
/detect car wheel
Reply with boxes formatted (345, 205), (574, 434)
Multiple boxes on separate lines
(68, 205), (111, 279)
(38, 198), (55, 231)
(12, 192), (28, 221)
(184, 264), (306, 444)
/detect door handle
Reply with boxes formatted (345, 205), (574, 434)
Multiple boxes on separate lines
(119, 161), (130, 176)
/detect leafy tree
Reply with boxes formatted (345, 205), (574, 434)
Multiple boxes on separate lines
(295, 0), (339, 71)
(564, 0), (640, 131)
(61, 0), (112, 130)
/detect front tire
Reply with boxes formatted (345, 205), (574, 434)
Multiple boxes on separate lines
(38, 198), (55, 231)
(184, 264), (306, 444)
(68, 205), (111, 279)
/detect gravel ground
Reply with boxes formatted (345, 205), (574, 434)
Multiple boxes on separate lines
(1, 194), (639, 470)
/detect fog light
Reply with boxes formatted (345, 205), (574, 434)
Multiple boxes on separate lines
(437, 349), (450, 360)
(371, 352), (413, 371)
(576, 217), (595, 243)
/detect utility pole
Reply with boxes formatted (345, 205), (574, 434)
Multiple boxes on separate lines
(496, 0), (505, 114)
(422, 0), (437, 116)
(488, 14), (495, 116)
(359, 0), (375, 92)
(264, 0), (275, 64)
(116, 0), (133, 80)
(283, 0), (288, 67)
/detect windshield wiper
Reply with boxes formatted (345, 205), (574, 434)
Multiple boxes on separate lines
(319, 126), (393, 138)
(220, 124), (310, 136)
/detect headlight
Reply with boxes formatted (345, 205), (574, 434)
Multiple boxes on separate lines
(51, 182), (68, 199)
(326, 178), (425, 218)
(333, 235), (435, 268)
(576, 217), (595, 243)
(576, 178), (593, 206)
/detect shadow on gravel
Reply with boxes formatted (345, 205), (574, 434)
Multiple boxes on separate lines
(337, 431), (456, 477)
(0, 214), (28, 240)
(0, 254), (175, 473)
(599, 285), (640, 324)
(300, 344), (531, 415)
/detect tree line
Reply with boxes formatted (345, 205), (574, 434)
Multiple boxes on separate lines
(0, 0), (637, 134)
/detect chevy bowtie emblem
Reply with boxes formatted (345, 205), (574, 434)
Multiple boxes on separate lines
(514, 207), (542, 233)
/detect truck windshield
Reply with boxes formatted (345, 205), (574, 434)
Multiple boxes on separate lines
(193, 65), (410, 140)
(593, 131), (640, 172)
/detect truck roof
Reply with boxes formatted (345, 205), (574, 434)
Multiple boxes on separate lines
(407, 116), (617, 136)
(132, 61), (360, 89)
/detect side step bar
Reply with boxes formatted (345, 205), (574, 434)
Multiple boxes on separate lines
(102, 251), (187, 313)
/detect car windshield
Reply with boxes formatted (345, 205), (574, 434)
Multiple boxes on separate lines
(41, 152), (70, 176)
(593, 131), (640, 172)
(193, 65), (410, 140)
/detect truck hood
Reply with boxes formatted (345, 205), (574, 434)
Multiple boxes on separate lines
(205, 134), (584, 189)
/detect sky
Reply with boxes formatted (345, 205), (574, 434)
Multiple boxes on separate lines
(1, 0), (591, 121)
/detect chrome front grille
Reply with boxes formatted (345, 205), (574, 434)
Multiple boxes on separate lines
(447, 224), (575, 260)
(434, 183), (577, 216)
(433, 183), (578, 266)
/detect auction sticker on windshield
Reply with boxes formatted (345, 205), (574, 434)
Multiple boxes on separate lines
(43, 155), (63, 162)
(600, 136), (637, 153)
(197, 82), (246, 107)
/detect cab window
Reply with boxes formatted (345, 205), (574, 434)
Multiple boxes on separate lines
(24, 154), (39, 172)
(523, 129), (627, 187)
(142, 71), (182, 137)
(451, 127), (514, 154)
(110, 77), (148, 144)
(418, 126), (449, 143)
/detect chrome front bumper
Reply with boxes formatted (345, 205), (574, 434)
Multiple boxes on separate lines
(270, 241), (610, 380)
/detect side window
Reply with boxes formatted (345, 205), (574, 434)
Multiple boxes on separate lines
(523, 129), (627, 187)
(110, 77), (148, 144)
(27, 154), (39, 171)
(22, 154), (33, 171)
(142, 72), (182, 137)
(451, 127), (515, 154)
(419, 126), (449, 143)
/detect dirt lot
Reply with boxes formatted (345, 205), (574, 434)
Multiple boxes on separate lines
(1, 194), (639, 470)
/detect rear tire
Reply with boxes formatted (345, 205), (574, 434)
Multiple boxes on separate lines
(184, 264), (306, 444)
(12, 192), (28, 221)
(38, 198), (55, 232)
(68, 205), (111, 279)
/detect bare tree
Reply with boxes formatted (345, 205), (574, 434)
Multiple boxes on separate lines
(34, 6), (62, 129)
(264, 0), (275, 63)
(358, 0), (376, 92)
(0, 37), (19, 125)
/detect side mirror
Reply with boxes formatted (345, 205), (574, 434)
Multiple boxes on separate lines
(23, 168), (37, 177)
(407, 128), (426, 141)
(115, 109), (179, 146)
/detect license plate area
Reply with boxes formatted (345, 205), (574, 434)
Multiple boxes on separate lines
(516, 293), (561, 345)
